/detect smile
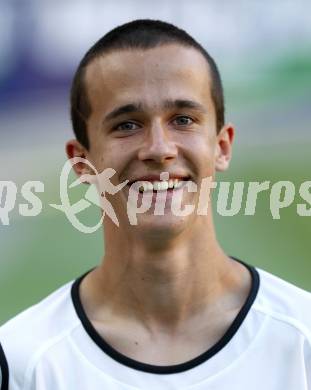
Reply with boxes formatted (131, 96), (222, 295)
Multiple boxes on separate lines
(127, 178), (191, 193)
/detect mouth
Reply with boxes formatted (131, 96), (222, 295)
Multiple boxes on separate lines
(126, 176), (192, 193)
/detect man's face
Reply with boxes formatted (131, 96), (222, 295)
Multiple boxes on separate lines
(72, 44), (233, 234)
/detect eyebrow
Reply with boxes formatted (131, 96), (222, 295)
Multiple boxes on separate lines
(104, 103), (144, 121)
(163, 99), (207, 113)
(104, 99), (207, 122)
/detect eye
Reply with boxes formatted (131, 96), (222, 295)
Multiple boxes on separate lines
(172, 116), (194, 126)
(114, 121), (140, 131)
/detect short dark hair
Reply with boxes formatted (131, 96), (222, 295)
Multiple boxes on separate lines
(70, 19), (225, 150)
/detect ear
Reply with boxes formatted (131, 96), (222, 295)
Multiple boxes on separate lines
(215, 124), (235, 172)
(65, 139), (95, 184)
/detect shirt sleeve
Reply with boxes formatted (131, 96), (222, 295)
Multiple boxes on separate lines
(0, 343), (9, 390)
(305, 338), (311, 389)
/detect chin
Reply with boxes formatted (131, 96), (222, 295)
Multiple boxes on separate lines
(134, 212), (193, 240)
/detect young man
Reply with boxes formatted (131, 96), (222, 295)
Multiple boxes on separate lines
(0, 19), (310, 390)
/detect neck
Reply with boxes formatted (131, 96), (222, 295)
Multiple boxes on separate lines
(85, 214), (245, 333)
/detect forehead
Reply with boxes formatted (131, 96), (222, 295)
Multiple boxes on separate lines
(84, 44), (213, 113)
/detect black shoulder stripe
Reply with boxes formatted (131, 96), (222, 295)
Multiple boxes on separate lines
(0, 343), (9, 390)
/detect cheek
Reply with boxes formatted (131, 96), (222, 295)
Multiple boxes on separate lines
(85, 143), (113, 176)
(178, 132), (216, 174)
(88, 139), (135, 185)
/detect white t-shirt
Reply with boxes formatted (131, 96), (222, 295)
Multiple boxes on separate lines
(0, 257), (310, 390)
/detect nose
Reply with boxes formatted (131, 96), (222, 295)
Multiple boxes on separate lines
(138, 121), (178, 164)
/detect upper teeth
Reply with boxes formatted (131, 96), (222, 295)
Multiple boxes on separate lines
(137, 179), (185, 192)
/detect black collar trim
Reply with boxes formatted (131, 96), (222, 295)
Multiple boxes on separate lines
(0, 343), (9, 390)
(71, 256), (260, 374)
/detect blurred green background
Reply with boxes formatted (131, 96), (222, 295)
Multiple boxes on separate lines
(1, 1), (311, 325)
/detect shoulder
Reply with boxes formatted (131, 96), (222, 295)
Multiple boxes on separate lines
(0, 280), (80, 389)
(254, 266), (311, 341)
